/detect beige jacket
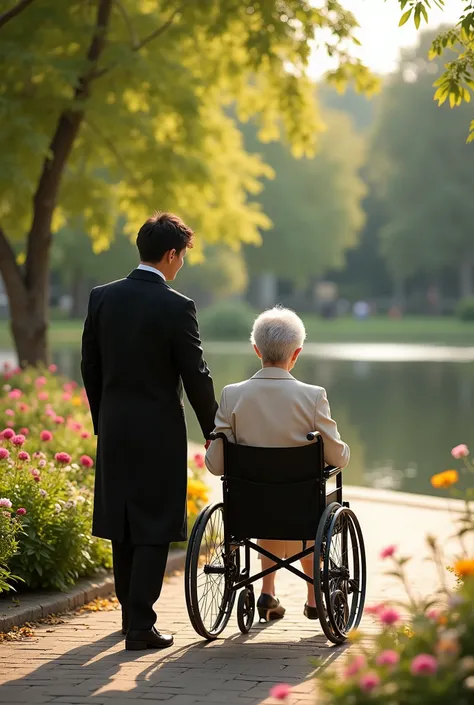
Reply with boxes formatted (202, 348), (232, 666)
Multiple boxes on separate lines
(205, 367), (350, 476)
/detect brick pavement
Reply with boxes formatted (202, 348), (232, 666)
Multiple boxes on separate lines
(0, 487), (468, 705)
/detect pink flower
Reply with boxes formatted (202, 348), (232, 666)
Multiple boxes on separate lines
(54, 416), (65, 425)
(48, 364), (57, 373)
(16, 507), (26, 516)
(451, 444), (469, 459)
(18, 451), (30, 462)
(18, 403), (29, 413)
(33, 451), (45, 460)
(0, 448), (10, 460)
(40, 430), (53, 442)
(19, 427), (29, 436)
(344, 654), (366, 678)
(80, 431), (90, 439)
(269, 684), (292, 700)
(45, 408), (55, 417)
(31, 468), (40, 477)
(366, 603), (385, 616)
(35, 376), (47, 388)
(12, 434), (26, 447)
(71, 422), (82, 432)
(379, 607), (400, 626)
(411, 654), (438, 676)
(427, 608), (440, 621)
(359, 672), (380, 693)
(55, 452), (72, 465)
(63, 392), (72, 402)
(376, 650), (400, 668)
(63, 383), (74, 393)
(80, 455), (94, 468)
(5, 409), (15, 417)
(33, 475), (40, 483)
(0, 498), (12, 508)
(380, 545), (397, 559)
(38, 391), (49, 401)
(193, 453), (205, 468)
(3, 362), (11, 372)
(1, 428), (15, 440)
(8, 389), (22, 399)
(38, 459), (46, 468)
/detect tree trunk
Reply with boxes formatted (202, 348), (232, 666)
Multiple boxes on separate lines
(10, 304), (49, 367)
(70, 270), (90, 319)
(460, 257), (474, 299)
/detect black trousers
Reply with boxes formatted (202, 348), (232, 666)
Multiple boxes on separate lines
(112, 524), (169, 632)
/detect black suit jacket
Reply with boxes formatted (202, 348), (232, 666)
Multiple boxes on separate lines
(81, 268), (218, 544)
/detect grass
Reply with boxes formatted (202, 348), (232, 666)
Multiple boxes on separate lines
(0, 316), (473, 350)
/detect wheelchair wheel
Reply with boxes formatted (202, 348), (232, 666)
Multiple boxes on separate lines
(185, 502), (238, 640)
(237, 587), (255, 634)
(314, 502), (366, 645)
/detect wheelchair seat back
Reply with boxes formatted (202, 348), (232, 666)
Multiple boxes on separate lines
(224, 440), (324, 541)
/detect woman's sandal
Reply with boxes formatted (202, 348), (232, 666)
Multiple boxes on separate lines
(257, 593), (286, 622)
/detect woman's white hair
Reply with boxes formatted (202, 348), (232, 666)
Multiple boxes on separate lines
(250, 306), (306, 364)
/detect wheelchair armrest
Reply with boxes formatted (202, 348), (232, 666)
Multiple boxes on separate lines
(306, 431), (322, 441)
(324, 465), (341, 479)
(208, 432), (228, 442)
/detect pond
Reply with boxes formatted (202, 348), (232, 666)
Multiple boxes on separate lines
(2, 343), (473, 498)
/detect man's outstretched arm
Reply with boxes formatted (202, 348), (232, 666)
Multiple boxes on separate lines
(171, 299), (218, 439)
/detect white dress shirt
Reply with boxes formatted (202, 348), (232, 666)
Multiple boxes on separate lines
(137, 263), (166, 281)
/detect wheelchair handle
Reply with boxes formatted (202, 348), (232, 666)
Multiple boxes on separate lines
(208, 432), (228, 442)
(306, 431), (322, 441)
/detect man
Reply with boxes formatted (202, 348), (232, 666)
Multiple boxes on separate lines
(81, 212), (217, 651)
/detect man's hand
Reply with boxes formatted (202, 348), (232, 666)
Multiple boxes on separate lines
(204, 440), (211, 450)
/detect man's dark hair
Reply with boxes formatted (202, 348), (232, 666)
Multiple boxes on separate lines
(136, 212), (194, 262)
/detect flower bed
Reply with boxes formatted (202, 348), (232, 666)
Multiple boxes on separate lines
(0, 364), (209, 593)
(316, 444), (474, 705)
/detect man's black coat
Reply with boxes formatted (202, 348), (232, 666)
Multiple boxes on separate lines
(81, 268), (217, 544)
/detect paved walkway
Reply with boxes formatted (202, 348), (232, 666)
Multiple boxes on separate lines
(0, 482), (466, 705)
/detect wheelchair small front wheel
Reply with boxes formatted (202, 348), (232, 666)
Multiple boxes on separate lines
(237, 587), (255, 634)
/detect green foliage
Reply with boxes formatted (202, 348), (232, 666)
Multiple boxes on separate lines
(0, 0), (372, 252)
(0, 504), (22, 593)
(242, 110), (366, 288)
(175, 247), (248, 308)
(457, 296), (474, 322)
(199, 300), (256, 341)
(369, 29), (474, 289)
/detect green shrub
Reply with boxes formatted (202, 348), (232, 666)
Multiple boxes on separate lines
(0, 365), (209, 592)
(457, 297), (474, 322)
(199, 301), (256, 341)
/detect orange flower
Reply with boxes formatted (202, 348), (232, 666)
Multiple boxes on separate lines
(431, 470), (459, 489)
(454, 559), (474, 577)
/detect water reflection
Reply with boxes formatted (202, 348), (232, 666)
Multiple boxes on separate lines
(3, 346), (473, 498)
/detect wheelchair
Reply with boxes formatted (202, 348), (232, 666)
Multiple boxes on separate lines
(185, 431), (366, 645)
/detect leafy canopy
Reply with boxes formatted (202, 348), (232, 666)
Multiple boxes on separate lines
(0, 0), (374, 254)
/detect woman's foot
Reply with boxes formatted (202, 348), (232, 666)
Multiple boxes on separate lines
(303, 603), (319, 620)
(257, 593), (286, 622)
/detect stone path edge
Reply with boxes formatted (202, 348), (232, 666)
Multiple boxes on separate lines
(0, 548), (186, 633)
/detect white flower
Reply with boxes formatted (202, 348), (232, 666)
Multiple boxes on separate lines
(39, 489), (47, 498)
(71, 463), (79, 470)
(54, 503), (61, 513)
(0, 498), (12, 508)
(76, 496), (85, 504)
(3, 385), (11, 392)
(63, 501), (74, 510)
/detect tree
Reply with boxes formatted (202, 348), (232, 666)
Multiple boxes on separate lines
(242, 110), (366, 289)
(0, 0), (374, 366)
(370, 29), (474, 299)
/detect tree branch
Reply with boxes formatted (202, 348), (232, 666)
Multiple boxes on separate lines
(25, 0), (114, 294)
(114, 0), (139, 49)
(91, 3), (184, 81)
(0, 0), (37, 31)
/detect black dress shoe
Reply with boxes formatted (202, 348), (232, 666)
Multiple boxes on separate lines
(304, 603), (319, 620)
(257, 594), (286, 622)
(125, 626), (174, 651)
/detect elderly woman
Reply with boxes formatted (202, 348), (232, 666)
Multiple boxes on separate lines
(205, 307), (350, 622)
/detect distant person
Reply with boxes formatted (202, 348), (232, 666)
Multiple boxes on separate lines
(353, 300), (370, 320)
(81, 212), (218, 651)
(205, 307), (349, 622)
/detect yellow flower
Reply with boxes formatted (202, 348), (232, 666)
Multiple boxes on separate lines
(431, 470), (459, 489)
(347, 629), (361, 643)
(71, 396), (82, 407)
(403, 626), (414, 638)
(454, 559), (474, 577)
